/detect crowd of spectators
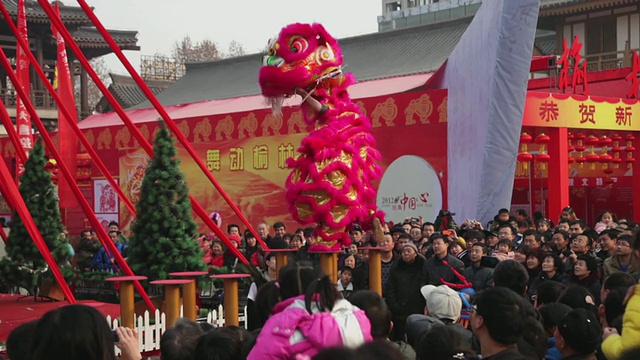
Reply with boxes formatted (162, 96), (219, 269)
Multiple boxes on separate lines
(5, 207), (640, 360)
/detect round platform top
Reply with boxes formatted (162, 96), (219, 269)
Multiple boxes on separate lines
(150, 279), (193, 285)
(268, 248), (297, 253)
(169, 271), (209, 277)
(105, 276), (147, 282)
(307, 249), (343, 254)
(358, 246), (384, 251)
(210, 273), (251, 279)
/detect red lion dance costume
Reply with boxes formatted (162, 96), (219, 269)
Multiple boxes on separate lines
(259, 23), (384, 251)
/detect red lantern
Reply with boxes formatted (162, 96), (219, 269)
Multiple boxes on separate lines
(575, 133), (587, 168)
(612, 134), (623, 169)
(567, 133), (575, 151)
(534, 133), (551, 170)
(626, 135), (636, 169)
(518, 132), (534, 172)
(599, 135), (613, 170)
(567, 133), (575, 164)
(585, 135), (600, 170)
(76, 153), (92, 184)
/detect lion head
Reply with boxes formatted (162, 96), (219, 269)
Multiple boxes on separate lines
(259, 23), (343, 105)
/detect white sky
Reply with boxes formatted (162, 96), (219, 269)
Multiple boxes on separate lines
(86, 0), (381, 74)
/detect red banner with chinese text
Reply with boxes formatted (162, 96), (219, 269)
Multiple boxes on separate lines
(51, 3), (78, 209)
(15, 0), (33, 178)
(524, 92), (640, 131)
(113, 90), (449, 235)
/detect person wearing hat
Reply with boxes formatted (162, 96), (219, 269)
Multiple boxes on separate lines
(482, 229), (500, 251)
(554, 308), (602, 359)
(349, 225), (364, 245)
(405, 284), (473, 349)
(539, 303), (573, 360)
(385, 241), (427, 342)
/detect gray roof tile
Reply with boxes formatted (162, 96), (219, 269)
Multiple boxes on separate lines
(134, 18), (472, 109)
(2, 0), (91, 24)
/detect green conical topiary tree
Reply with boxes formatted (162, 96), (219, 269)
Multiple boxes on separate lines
(127, 122), (205, 280)
(0, 141), (72, 290)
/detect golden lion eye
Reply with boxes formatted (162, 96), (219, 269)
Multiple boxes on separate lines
(290, 38), (309, 54)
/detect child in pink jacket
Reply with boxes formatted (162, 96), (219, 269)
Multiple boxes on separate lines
(247, 261), (372, 359)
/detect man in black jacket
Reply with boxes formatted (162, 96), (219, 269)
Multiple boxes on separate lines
(424, 234), (465, 286)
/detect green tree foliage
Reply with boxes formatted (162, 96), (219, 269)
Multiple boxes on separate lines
(127, 122), (205, 280)
(0, 141), (72, 289)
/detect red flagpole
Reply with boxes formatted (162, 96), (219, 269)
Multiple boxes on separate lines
(0, 226), (8, 243)
(0, 149), (76, 302)
(0, 4), (136, 217)
(14, 0), (33, 179)
(0, 44), (157, 312)
(51, 3), (77, 209)
(42, 0), (268, 252)
(35, 0), (257, 263)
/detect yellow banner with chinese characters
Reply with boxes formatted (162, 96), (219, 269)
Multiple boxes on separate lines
(523, 92), (640, 131)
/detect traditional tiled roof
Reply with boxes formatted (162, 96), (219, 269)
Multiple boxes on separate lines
(97, 73), (172, 112)
(2, 0), (92, 25)
(534, 30), (557, 55)
(69, 27), (139, 50)
(539, 0), (636, 15)
(134, 17), (472, 108)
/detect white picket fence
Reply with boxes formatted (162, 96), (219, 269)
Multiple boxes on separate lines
(106, 305), (248, 355)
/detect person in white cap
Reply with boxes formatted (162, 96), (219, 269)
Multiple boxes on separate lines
(405, 285), (472, 349)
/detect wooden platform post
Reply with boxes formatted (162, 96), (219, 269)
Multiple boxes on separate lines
(106, 275), (147, 360)
(150, 279), (191, 328)
(210, 274), (250, 327)
(169, 271), (208, 321)
(360, 247), (383, 295)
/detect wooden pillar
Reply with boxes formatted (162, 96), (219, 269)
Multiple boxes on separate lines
(106, 276), (147, 329)
(270, 249), (296, 279)
(106, 276), (146, 360)
(210, 274), (250, 327)
(80, 65), (89, 119)
(33, 37), (41, 90)
(315, 252), (339, 283)
(547, 127), (569, 223)
(150, 279), (191, 328)
(361, 247), (382, 295)
(632, 135), (640, 221)
(169, 271), (208, 321)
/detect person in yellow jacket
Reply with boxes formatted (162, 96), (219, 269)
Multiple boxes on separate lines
(601, 234), (640, 360)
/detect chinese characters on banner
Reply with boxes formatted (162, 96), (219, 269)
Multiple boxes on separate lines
(15, 0), (33, 177)
(206, 143), (296, 172)
(524, 92), (638, 130)
(557, 35), (588, 95)
(626, 51), (640, 99)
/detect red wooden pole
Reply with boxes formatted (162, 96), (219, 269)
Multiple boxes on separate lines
(0, 3), (136, 216)
(0, 221), (8, 243)
(632, 135), (640, 222)
(0, 148), (76, 302)
(69, 0), (268, 250)
(0, 101), (27, 166)
(0, 45), (156, 312)
(34, 0), (257, 262)
(547, 127), (570, 223)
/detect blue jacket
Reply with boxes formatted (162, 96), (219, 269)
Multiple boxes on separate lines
(546, 336), (561, 360)
(91, 242), (127, 272)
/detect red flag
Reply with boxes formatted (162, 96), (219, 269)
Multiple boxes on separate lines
(15, 0), (33, 179)
(51, 3), (78, 209)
